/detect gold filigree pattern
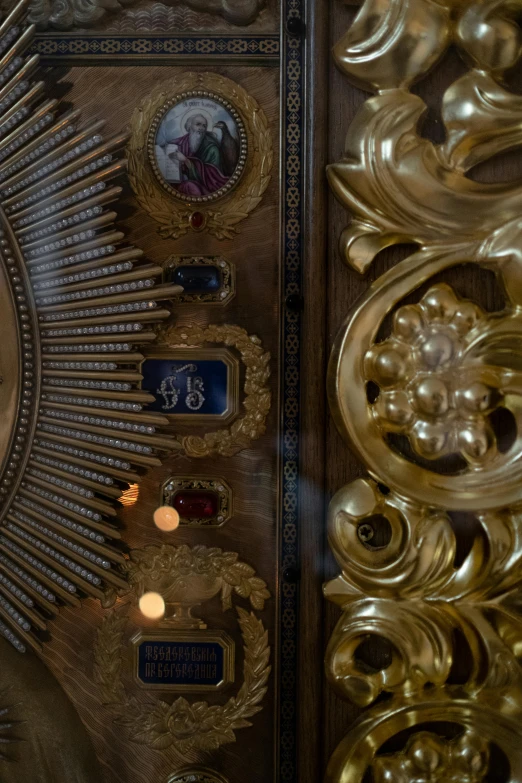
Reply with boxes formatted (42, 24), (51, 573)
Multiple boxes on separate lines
(326, 0), (522, 780)
(93, 544), (271, 755)
(128, 73), (273, 240)
(160, 323), (271, 458)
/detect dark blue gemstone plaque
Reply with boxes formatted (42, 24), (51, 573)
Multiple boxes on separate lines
(141, 357), (230, 417)
(133, 631), (234, 692)
(170, 264), (222, 292)
(139, 641), (223, 686)
(163, 257), (234, 305)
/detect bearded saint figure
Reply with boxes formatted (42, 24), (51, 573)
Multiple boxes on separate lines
(166, 113), (230, 197)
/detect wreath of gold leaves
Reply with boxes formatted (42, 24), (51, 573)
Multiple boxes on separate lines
(160, 322), (272, 458)
(128, 72), (274, 240)
(94, 545), (271, 754)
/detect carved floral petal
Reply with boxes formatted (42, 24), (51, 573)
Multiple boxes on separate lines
(441, 69), (522, 172)
(457, 0), (522, 74)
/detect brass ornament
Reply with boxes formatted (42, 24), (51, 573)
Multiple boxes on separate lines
(128, 73), (273, 241)
(166, 770), (230, 783)
(326, 693), (522, 783)
(161, 477), (232, 527)
(0, 0), (180, 656)
(158, 323), (271, 458)
(94, 544), (271, 754)
(326, 0), (522, 779)
(328, 0), (522, 274)
(371, 730), (489, 782)
(163, 256), (235, 307)
(29, 0), (266, 31)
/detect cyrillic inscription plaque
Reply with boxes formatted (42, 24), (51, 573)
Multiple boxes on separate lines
(132, 630), (234, 692)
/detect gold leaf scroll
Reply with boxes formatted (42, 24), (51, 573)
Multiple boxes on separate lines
(326, 1), (522, 780)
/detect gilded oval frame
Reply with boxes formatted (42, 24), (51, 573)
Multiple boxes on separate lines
(128, 72), (274, 241)
(146, 88), (248, 205)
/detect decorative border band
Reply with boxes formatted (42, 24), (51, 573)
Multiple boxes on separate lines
(279, 4), (303, 781)
(31, 34), (280, 61)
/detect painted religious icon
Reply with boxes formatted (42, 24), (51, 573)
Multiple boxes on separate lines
(130, 74), (272, 237)
(150, 93), (247, 203)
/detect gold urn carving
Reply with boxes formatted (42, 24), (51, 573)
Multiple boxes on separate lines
(326, 0), (522, 779)
(94, 544), (271, 756)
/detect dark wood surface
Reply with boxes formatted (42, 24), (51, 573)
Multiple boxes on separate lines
(296, 0), (329, 781)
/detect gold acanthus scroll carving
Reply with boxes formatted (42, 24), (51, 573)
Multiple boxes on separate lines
(326, 1), (522, 780)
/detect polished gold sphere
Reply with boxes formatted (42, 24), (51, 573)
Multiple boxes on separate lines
(459, 382), (492, 414)
(413, 377), (449, 416)
(393, 305), (423, 340)
(412, 421), (447, 457)
(421, 285), (457, 321)
(419, 333), (454, 369)
(373, 347), (408, 385)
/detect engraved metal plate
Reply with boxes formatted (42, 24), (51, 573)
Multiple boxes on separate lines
(141, 348), (239, 424)
(132, 629), (235, 692)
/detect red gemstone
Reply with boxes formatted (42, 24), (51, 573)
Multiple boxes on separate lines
(190, 211), (205, 230)
(173, 490), (218, 519)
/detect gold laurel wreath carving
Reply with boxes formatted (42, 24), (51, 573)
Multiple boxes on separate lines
(93, 607), (128, 705)
(124, 544), (271, 613)
(128, 73), (273, 241)
(93, 545), (271, 754)
(160, 323), (272, 458)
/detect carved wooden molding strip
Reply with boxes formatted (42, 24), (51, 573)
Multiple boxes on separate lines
(326, 1), (522, 780)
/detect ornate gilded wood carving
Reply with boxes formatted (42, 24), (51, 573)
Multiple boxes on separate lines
(161, 476), (232, 527)
(128, 73), (273, 240)
(156, 322), (271, 458)
(326, 0), (522, 779)
(28, 0), (266, 32)
(94, 544), (271, 755)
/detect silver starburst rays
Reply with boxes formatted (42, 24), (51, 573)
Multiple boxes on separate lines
(0, 0), (180, 653)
